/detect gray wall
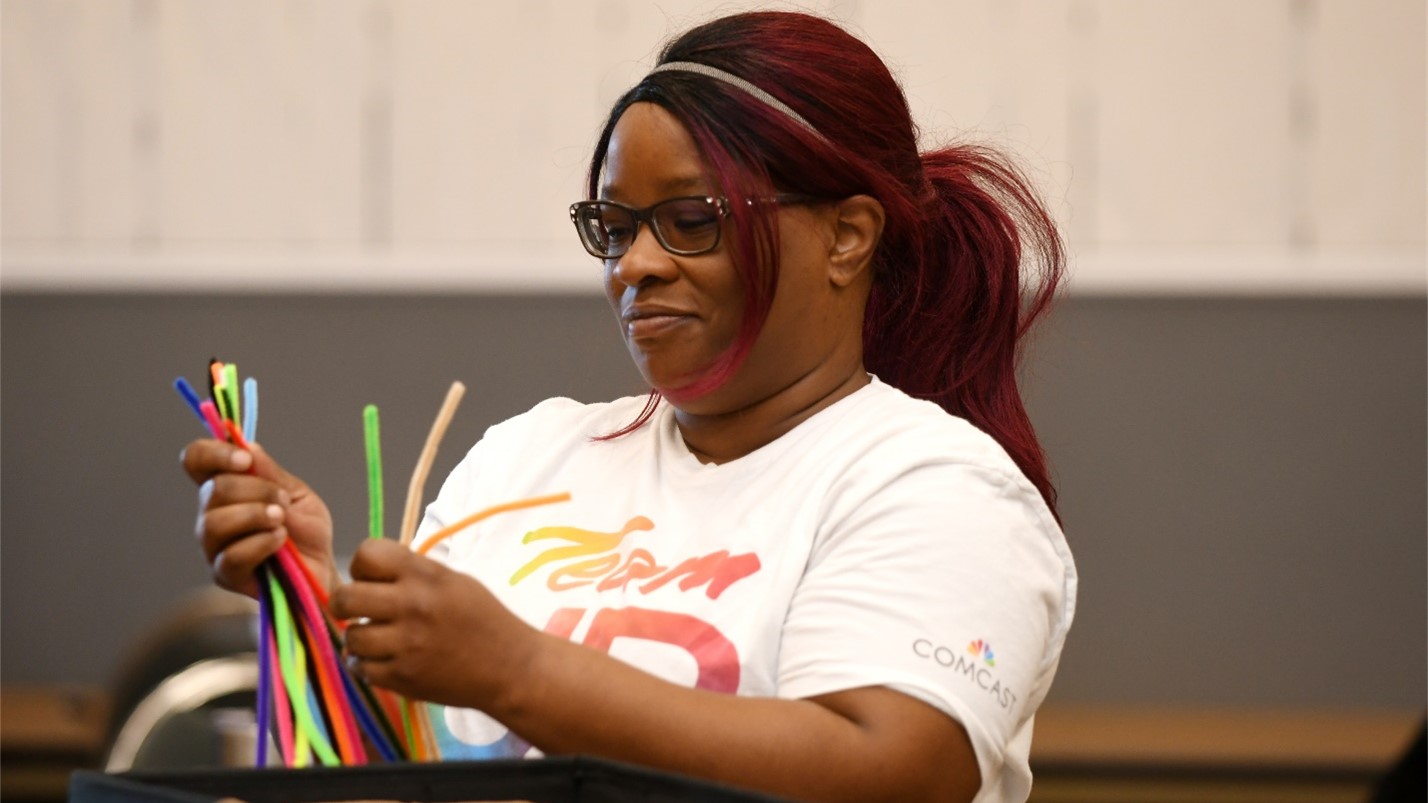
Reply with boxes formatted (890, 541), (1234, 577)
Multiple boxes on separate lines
(2, 292), (1424, 710)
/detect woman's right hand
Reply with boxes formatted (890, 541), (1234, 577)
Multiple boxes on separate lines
(181, 440), (338, 598)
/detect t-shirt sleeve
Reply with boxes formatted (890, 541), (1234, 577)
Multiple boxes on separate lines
(776, 455), (1075, 784)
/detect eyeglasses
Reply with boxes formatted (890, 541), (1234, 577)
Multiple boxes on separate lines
(568, 194), (812, 259)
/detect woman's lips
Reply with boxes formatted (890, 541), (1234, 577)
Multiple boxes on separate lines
(625, 312), (694, 340)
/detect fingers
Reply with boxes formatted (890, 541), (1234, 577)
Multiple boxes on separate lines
(182, 439), (312, 498)
(195, 473), (291, 552)
(343, 619), (401, 662)
(181, 439), (253, 484)
(337, 585), (410, 689)
(330, 580), (408, 623)
(212, 528), (286, 596)
(332, 549), (507, 703)
(200, 472), (292, 512)
(332, 541), (436, 621)
(341, 600), (426, 694)
(183, 438), (340, 601)
(196, 495), (286, 563)
(348, 539), (419, 583)
(191, 461), (294, 597)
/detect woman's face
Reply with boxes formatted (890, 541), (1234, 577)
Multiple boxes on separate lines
(601, 102), (846, 414)
(600, 102), (744, 398)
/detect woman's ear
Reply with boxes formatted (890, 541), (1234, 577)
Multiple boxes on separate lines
(827, 194), (885, 287)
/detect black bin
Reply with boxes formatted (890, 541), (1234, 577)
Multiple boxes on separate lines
(71, 756), (793, 802)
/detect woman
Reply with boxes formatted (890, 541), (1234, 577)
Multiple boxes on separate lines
(183, 12), (1074, 803)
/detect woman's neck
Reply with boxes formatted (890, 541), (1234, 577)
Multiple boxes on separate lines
(671, 358), (870, 465)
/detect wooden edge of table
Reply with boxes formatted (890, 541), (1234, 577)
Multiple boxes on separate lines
(1, 685), (110, 756)
(1030, 703), (1424, 774)
(2, 685), (1422, 775)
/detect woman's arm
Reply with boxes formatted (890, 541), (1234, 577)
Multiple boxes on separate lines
(508, 634), (981, 803)
(331, 539), (981, 803)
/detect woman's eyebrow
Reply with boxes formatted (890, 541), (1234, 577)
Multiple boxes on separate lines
(662, 176), (709, 193)
(601, 175), (711, 200)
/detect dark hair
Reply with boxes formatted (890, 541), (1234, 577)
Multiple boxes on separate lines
(586, 11), (1065, 518)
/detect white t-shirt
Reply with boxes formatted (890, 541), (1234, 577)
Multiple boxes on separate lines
(413, 377), (1076, 802)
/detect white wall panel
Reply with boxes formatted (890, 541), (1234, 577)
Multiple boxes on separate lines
(1094, 1), (1294, 249)
(3, 0), (88, 242)
(288, 1), (368, 245)
(1312, 0), (1426, 250)
(389, 1), (592, 249)
(865, 1), (1077, 234)
(1000, 1), (1077, 236)
(1, 0), (1422, 292)
(154, 1), (365, 245)
(65, 1), (140, 243)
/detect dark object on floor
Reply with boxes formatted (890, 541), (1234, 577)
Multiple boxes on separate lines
(1367, 718), (1426, 803)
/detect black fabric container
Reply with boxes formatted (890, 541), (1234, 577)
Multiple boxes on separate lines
(70, 756), (794, 802)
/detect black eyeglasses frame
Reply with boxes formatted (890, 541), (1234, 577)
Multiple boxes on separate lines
(568, 193), (818, 259)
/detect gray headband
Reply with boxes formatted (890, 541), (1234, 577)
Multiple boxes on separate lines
(647, 61), (828, 143)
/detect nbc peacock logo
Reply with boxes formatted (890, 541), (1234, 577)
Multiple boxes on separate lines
(967, 639), (995, 667)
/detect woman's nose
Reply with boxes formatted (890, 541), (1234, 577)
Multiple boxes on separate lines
(610, 225), (679, 287)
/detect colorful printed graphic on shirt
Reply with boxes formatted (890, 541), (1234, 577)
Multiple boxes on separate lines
(435, 510), (762, 759)
(430, 702), (528, 761)
(510, 516), (761, 599)
(968, 639), (996, 667)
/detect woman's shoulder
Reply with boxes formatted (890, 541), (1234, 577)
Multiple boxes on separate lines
(828, 379), (1063, 527)
(843, 379), (1023, 471)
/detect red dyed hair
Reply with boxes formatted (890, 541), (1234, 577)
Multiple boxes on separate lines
(586, 11), (1065, 518)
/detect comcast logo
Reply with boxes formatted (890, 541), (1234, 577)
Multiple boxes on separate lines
(967, 639), (995, 667)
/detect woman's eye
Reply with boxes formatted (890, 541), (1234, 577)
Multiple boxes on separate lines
(670, 212), (717, 233)
(601, 221), (634, 241)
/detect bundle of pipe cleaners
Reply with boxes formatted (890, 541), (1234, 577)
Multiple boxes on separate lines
(173, 360), (467, 767)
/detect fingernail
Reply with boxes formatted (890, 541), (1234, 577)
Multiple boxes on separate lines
(230, 450), (253, 471)
(266, 504), (284, 525)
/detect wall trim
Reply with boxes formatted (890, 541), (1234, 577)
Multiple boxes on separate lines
(1, 248), (1423, 296)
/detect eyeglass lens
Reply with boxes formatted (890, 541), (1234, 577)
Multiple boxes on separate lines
(575, 197), (722, 258)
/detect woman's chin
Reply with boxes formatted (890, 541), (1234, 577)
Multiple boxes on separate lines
(632, 355), (714, 400)
(638, 368), (720, 409)
(658, 380), (707, 406)
(630, 342), (745, 409)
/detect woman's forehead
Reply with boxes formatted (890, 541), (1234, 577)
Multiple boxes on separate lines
(601, 103), (714, 200)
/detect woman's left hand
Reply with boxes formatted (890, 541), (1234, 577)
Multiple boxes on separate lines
(329, 538), (536, 708)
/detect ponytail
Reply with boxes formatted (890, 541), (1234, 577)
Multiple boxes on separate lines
(864, 145), (1065, 519)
